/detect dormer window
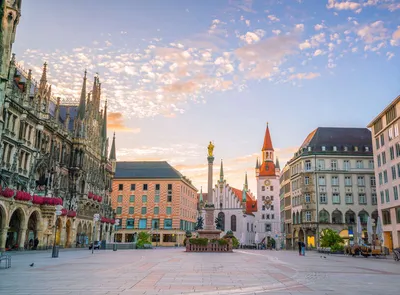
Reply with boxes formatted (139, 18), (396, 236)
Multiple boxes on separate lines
(344, 146), (348, 152)
(365, 147), (369, 152)
(308, 147), (312, 152)
(354, 146), (359, 152)
(333, 146), (337, 152)
(322, 146), (326, 151)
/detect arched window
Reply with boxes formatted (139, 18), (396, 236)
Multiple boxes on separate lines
(292, 212), (296, 225)
(218, 212), (225, 231)
(231, 215), (237, 232)
(319, 210), (330, 223)
(345, 210), (356, 224)
(358, 210), (369, 225)
(332, 210), (343, 224)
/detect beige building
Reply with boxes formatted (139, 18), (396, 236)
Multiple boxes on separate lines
(368, 96), (400, 251)
(288, 127), (377, 247)
(279, 164), (291, 249)
(111, 161), (198, 246)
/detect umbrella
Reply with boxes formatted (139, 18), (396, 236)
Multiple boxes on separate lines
(367, 217), (373, 244)
(356, 216), (363, 245)
(376, 216), (383, 245)
(254, 232), (260, 244)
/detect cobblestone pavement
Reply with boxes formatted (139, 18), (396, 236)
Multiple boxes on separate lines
(0, 248), (399, 295)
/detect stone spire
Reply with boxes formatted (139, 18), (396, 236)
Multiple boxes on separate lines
(245, 172), (248, 191)
(109, 132), (116, 160)
(255, 157), (260, 177)
(39, 62), (47, 90)
(262, 123), (274, 162)
(199, 186), (203, 203)
(77, 70), (87, 120)
(219, 159), (224, 182)
(102, 99), (107, 139)
(275, 157), (280, 169)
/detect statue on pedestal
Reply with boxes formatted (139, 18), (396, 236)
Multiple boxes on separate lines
(207, 141), (214, 157)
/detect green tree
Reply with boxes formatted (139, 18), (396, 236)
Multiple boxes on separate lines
(136, 232), (150, 248)
(320, 228), (344, 248)
(215, 217), (222, 230)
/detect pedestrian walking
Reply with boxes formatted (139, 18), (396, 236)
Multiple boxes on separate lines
(301, 242), (306, 256)
(298, 241), (302, 255)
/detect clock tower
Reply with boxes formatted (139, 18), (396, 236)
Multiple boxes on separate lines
(255, 123), (281, 248)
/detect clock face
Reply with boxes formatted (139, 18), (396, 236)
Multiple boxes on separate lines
(264, 180), (271, 186)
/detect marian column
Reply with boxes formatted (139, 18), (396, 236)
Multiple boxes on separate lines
(207, 141), (214, 204)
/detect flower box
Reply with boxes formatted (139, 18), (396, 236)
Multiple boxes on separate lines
(0, 188), (15, 198)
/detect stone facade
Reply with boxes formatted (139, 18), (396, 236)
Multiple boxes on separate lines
(280, 164), (292, 249)
(287, 127), (377, 248)
(0, 1), (115, 251)
(368, 95), (400, 250)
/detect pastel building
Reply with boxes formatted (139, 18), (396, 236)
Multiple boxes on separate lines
(368, 96), (400, 250)
(111, 161), (198, 246)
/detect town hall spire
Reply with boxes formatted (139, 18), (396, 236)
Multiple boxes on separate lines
(77, 70), (87, 120)
(219, 159), (224, 182)
(262, 123), (274, 162)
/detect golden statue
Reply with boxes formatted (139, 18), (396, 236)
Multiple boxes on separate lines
(207, 141), (214, 157)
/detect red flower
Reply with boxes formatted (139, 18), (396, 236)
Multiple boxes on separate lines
(88, 192), (93, 199)
(0, 188), (15, 198)
(67, 210), (77, 217)
(32, 195), (44, 205)
(61, 208), (68, 216)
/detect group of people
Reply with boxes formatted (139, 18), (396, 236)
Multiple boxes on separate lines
(298, 241), (306, 256)
(28, 238), (39, 250)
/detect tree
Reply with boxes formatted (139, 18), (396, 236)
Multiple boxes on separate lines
(194, 216), (204, 230)
(320, 228), (344, 248)
(136, 232), (150, 248)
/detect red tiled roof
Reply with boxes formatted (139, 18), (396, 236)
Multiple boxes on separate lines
(259, 161), (276, 177)
(231, 188), (257, 214)
(262, 124), (274, 151)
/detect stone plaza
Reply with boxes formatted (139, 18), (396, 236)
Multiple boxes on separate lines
(1, 248), (399, 295)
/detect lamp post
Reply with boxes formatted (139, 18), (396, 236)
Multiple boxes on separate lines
(52, 205), (63, 258)
(92, 213), (100, 254)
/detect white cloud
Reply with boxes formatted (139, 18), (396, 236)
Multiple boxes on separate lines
(314, 49), (323, 56)
(289, 72), (321, 80)
(393, 27), (400, 40)
(314, 23), (326, 31)
(357, 20), (388, 44)
(327, 0), (361, 11)
(386, 52), (395, 60)
(267, 15), (280, 22)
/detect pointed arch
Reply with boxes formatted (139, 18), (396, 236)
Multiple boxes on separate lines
(231, 215), (237, 232)
(332, 209), (343, 224)
(319, 209), (330, 223)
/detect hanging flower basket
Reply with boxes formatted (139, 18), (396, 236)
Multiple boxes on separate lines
(61, 208), (68, 216)
(14, 190), (32, 202)
(88, 192), (93, 199)
(32, 195), (44, 205)
(0, 188), (15, 198)
(67, 210), (77, 218)
(97, 196), (102, 202)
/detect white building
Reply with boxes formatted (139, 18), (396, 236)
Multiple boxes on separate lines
(254, 124), (282, 248)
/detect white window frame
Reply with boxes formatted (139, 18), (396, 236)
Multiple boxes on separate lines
(332, 193), (340, 204)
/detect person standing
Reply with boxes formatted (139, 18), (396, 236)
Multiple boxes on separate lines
(34, 237), (39, 250)
(298, 241), (302, 255)
(301, 241), (306, 256)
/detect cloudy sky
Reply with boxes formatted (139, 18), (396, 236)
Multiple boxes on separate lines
(14, 0), (400, 194)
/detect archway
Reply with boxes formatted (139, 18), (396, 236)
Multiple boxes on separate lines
(298, 228), (305, 243)
(345, 210), (356, 224)
(76, 222), (83, 247)
(65, 219), (72, 248)
(319, 210), (330, 223)
(218, 212), (225, 231)
(26, 210), (40, 250)
(7, 208), (25, 250)
(0, 204), (7, 229)
(332, 209), (343, 224)
(83, 223), (88, 246)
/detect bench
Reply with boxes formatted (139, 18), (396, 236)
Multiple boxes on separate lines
(0, 252), (11, 269)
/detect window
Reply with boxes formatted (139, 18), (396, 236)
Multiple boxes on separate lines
(262, 186), (265, 191)
(394, 186), (399, 201)
(333, 146), (337, 151)
(143, 184), (148, 190)
(332, 193), (340, 204)
(155, 184), (160, 191)
(262, 196), (265, 201)
(384, 170), (388, 183)
(164, 219), (172, 229)
(129, 195), (135, 202)
(116, 207), (122, 214)
(380, 133), (385, 146)
(304, 176), (309, 185)
(377, 155), (381, 167)
(117, 195), (123, 203)
(395, 124), (399, 137)
(382, 152), (386, 164)
(356, 160), (363, 169)
(262, 205), (265, 211)
(318, 176), (326, 185)
(331, 176), (339, 186)
(271, 214), (275, 219)
(139, 219), (147, 229)
(358, 194), (366, 204)
(262, 214), (265, 219)
(118, 184), (123, 191)
(126, 219), (134, 229)
(154, 207), (159, 215)
(357, 176), (365, 186)
(371, 193), (377, 205)
(322, 146), (326, 151)
(397, 208), (400, 224)
(368, 160), (374, 169)
(141, 207), (147, 214)
(305, 160), (311, 171)
(379, 172), (383, 185)
(344, 146), (348, 152)
(129, 207), (134, 214)
(345, 176), (352, 186)
(365, 147), (369, 152)
(345, 193), (353, 204)
(270, 186), (274, 191)
(343, 160), (350, 171)
(271, 205), (274, 211)
(167, 184), (172, 202)
(266, 214), (270, 219)
(370, 176), (376, 186)
(386, 105), (397, 124)
(331, 160), (338, 170)
(271, 196), (274, 201)
(152, 219), (159, 229)
(389, 127), (394, 140)
(385, 189), (390, 202)
(375, 138), (380, 149)
(396, 143), (400, 157)
(265, 224), (271, 232)
(390, 146), (395, 160)
(380, 191), (384, 204)
(319, 193), (327, 204)
(398, 164), (400, 178)
(154, 195), (160, 203)
(163, 234), (176, 243)
(166, 207), (172, 215)
(392, 166), (397, 180)
(306, 211), (311, 222)
(130, 184), (135, 191)
(142, 195), (147, 202)
(231, 215), (237, 231)
(317, 159), (325, 170)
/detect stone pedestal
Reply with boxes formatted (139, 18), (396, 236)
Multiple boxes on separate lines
(197, 207), (221, 239)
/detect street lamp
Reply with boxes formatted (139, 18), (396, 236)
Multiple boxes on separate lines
(52, 205), (63, 258)
(92, 213), (100, 254)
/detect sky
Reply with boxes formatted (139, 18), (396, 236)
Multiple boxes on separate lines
(13, 0), (400, 195)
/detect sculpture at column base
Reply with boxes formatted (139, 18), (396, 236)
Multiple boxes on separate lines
(197, 206), (221, 239)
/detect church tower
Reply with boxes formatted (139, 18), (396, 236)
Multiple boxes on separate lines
(255, 123), (281, 248)
(109, 132), (117, 173)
